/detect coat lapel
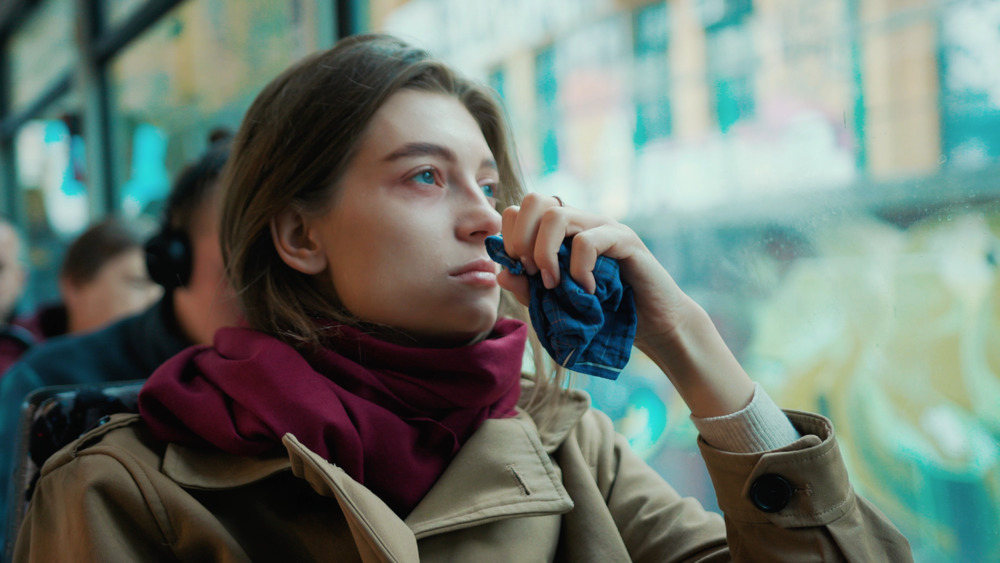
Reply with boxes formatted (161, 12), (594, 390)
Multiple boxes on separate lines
(282, 433), (421, 562)
(404, 413), (574, 539)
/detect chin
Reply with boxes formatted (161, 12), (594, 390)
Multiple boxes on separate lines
(468, 307), (500, 334)
(376, 299), (500, 348)
(429, 311), (500, 348)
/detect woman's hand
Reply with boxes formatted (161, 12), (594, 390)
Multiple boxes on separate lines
(497, 194), (683, 336)
(497, 193), (755, 418)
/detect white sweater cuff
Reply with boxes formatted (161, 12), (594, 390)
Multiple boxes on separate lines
(690, 383), (801, 453)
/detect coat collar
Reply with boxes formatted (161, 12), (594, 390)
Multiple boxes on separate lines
(518, 383), (591, 453)
(161, 443), (289, 489)
(162, 380), (592, 488)
(160, 381), (591, 556)
(162, 410), (579, 518)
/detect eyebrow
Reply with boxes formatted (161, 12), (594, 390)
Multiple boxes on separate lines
(383, 142), (497, 171)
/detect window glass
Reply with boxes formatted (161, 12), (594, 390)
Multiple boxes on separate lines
(12, 93), (88, 311)
(706, 18), (754, 133)
(108, 0), (326, 218)
(530, 16), (634, 217)
(8, 0), (75, 112)
(535, 46), (560, 175)
(633, 2), (671, 147)
(940, 2), (1000, 168)
(376, 0), (1000, 560)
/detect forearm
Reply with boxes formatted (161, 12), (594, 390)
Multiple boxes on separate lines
(635, 295), (755, 418)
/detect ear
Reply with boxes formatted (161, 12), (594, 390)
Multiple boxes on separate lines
(270, 206), (328, 275)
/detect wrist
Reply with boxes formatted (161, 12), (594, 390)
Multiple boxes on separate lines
(637, 297), (755, 418)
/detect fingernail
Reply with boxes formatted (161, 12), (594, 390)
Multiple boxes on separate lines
(522, 257), (538, 276)
(541, 269), (556, 289)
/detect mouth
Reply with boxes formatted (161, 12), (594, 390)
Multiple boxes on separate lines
(449, 258), (499, 286)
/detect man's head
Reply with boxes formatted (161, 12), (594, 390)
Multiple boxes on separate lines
(0, 219), (27, 322)
(148, 137), (242, 345)
(60, 218), (162, 334)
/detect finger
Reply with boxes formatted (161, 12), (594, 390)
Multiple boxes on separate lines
(506, 194), (560, 275)
(532, 206), (574, 288)
(501, 206), (539, 275)
(497, 270), (530, 306)
(534, 208), (608, 289)
(500, 206), (519, 254)
(567, 227), (624, 294)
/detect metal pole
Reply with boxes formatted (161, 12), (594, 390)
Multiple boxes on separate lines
(0, 29), (21, 224)
(336, 0), (357, 39)
(76, 0), (115, 218)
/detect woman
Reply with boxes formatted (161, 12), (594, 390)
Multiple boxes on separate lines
(14, 34), (911, 561)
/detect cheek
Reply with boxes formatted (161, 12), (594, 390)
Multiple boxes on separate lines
(107, 283), (147, 312)
(108, 290), (157, 323)
(326, 230), (429, 320)
(328, 242), (399, 315)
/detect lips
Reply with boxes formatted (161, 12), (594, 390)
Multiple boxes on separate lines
(449, 258), (500, 287)
(450, 258), (499, 277)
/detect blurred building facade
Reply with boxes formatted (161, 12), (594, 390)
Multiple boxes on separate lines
(2, 1), (999, 561)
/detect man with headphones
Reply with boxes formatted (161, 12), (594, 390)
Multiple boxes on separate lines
(0, 136), (242, 544)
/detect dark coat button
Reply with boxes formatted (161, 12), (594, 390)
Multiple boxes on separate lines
(750, 474), (793, 513)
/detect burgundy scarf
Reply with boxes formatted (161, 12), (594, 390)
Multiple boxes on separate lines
(139, 318), (526, 516)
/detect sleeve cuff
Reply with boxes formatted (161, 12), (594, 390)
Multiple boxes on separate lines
(691, 383), (801, 453)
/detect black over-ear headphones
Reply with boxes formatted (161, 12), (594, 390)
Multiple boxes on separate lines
(144, 228), (192, 290)
(144, 130), (232, 290)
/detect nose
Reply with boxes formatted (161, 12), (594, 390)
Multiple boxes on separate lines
(456, 185), (502, 241)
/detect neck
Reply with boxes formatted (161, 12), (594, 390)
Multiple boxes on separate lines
(341, 321), (493, 349)
(172, 287), (211, 345)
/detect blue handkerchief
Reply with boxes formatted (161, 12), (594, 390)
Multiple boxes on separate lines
(485, 235), (637, 379)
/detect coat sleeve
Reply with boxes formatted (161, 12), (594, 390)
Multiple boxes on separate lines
(557, 407), (730, 563)
(13, 437), (178, 562)
(696, 409), (913, 561)
(564, 407), (912, 562)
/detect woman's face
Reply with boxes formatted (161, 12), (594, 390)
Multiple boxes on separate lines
(308, 89), (504, 346)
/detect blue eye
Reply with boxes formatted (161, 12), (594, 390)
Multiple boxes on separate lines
(412, 170), (436, 185)
(481, 184), (496, 198)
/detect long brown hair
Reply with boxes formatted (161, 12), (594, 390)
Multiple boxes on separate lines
(220, 34), (564, 403)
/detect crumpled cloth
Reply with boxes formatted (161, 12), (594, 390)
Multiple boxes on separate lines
(485, 235), (636, 379)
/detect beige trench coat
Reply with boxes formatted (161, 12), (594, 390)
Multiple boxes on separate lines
(14, 385), (911, 562)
